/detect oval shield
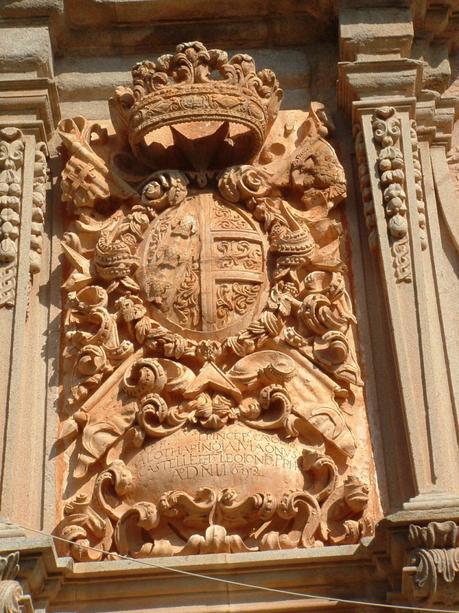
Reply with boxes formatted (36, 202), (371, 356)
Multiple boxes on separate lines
(137, 192), (268, 339)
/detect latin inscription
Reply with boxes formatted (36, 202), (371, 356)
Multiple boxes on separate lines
(134, 428), (301, 482)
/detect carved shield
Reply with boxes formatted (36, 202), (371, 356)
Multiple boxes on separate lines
(138, 192), (268, 338)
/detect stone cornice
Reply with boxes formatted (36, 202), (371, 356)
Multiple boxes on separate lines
(338, 59), (423, 116)
(0, 78), (60, 142)
(0, 24), (60, 142)
(0, 530), (381, 611)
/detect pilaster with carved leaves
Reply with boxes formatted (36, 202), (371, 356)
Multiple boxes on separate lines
(350, 97), (459, 511)
(339, 0), (459, 513)
(0, 128), (48, 308)
(0, 128), (51, 527)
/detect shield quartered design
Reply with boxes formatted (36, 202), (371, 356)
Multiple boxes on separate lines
(138, 191), (268, 339)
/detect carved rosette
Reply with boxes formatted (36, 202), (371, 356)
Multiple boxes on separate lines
(56, 42), (374, 560)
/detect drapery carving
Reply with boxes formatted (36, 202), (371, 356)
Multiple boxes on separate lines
(56, 42), (375, 560)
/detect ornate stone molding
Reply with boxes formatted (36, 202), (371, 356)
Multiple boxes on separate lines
(371, 106), (411, 283)
(402, 521), (459, 606)
(0, 552), (34, 613)
(0, 129), (49, 308)
(0, 129), (24, 308)
(54, 42), (376, 561)
(339, 1), (459, 513)
(29, 144), (48, 277)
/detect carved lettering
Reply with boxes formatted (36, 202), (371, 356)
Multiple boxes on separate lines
(57, 42), (373, 560)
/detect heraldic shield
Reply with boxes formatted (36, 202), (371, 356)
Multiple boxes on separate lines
(138, 192), (268, 336)
(56, 42), (376, 560)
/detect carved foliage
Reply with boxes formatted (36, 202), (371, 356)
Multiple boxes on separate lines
(0, 128), (49, 308)
(0, 128), (24, 307)
(0, 552), (28, 613)
(372, 107), (411, 282)
(447, 146), (459, 197)
(57, 46), (372, 560)
(30, 144), (48, 275)
(403, 521), (459, 606)
(409, 121), (427, 251)
(354, 126), (377, 251)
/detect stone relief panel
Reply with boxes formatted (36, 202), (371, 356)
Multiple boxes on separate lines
(0, 128), (48, 308)
(55, 42), (379, 560)
(0, 128), (24, 308)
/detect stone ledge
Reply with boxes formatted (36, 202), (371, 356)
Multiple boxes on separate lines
(0, 533), (385, 612)
(52, 541), (383, 611)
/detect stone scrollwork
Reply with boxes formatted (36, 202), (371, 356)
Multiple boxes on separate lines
(56, 42), (374, 560)
(0, 552), (33, 613)
(402, 521), (459, 606)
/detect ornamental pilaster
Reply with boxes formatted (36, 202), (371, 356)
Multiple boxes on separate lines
(338, 1), (459, 514)
(0, 21), (60, 528)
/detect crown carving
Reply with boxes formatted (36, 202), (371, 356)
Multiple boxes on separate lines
(110, 42), (283, 168)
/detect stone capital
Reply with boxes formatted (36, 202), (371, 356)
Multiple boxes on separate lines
(0, 25), (60, 143)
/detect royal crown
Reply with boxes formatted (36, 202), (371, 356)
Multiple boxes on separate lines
(110, 42), (283, 169)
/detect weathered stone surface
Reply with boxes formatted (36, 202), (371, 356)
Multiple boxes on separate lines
(0, 25), (53, 79)
(54, 42), (377, 562)
(0, 2), (458, 612)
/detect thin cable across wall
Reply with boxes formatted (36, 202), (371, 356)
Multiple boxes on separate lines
(8, 521), (459, 613)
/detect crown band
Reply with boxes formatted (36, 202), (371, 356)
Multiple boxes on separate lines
(110, 42), (283, 169)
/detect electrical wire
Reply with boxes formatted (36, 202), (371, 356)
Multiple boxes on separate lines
(8, 521), (459, 613)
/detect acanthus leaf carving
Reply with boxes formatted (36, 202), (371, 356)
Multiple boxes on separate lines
(56, 42), (375, 561)
(0, 552), (33, 613)
(402, 521), (459, 606)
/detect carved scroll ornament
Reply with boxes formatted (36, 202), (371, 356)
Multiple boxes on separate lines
(0, 552), (33, 613)
(56, 42), (373, 560)
(402, 521), (459, 606)
(0, 127), (48, 308)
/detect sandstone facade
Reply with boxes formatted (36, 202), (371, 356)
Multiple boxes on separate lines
(0, 1), (458, 611)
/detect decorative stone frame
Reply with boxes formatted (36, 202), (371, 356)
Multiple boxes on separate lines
(0, 1), (457, 611)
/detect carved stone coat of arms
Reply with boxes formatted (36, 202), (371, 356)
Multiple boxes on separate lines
(56, 42), (376, 560)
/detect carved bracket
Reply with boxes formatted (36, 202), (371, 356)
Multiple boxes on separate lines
(402, 521), (459, 607)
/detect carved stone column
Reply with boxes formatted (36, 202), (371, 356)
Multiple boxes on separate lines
(338, 1), (459, 514)
(0, 22), (60, 528)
